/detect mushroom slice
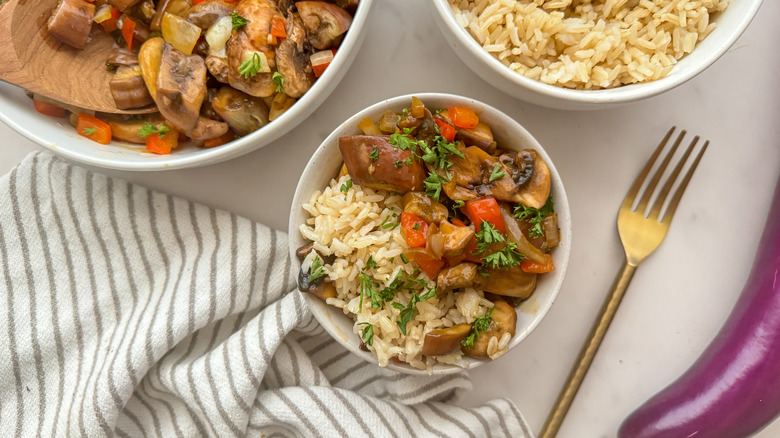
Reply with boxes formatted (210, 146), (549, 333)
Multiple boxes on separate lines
(437, 263), (478, 291)
(402, 192), (449, 224)
(296, 1), (352, 50)
(155, 43), (208, 132)
(275, 13), (315, 98)
(187, 0), (235, 29)
(48, 0), (95, 50)
(439, 219), (475, 256)
(106, 48), (139, 69)
(211, 86), (270, 136)
(110, 65), (154, 109)
(101, 114), (164, 144)
(138, 37), (165, 100)
(422, 324), (471, 356)
(339, 136), (427, 193)
(479, 265), (537, 299)
(226, 0), (282, 97)
(514, 149), (550, 210)
(462, 300), (517, 358)
(108, 0), (142, 12)
(186, 117), (230, 141)
(205, 54), (231, 83)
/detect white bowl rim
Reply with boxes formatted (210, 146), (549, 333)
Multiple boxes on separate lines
(289, 92), (572, 374)
(430, 0), (764, 104)
(0, 0), (374, 171)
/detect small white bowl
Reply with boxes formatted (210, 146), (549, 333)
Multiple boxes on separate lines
(431, 0), (763, 110)
(0, 0), (373, 171)
(289, 92), (572, 374)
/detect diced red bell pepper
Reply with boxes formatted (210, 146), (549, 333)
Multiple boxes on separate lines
(100, 8), (121, 32)
(270, 17), (287, 39)
(401, 212), (428, 248)
(434, 119), (456, 142)
(76, 114), (112, 145)
(412, 252), (445, 279)
(451, 218), (467, 227)
(449, 106), (479, 129)
(33, 99), (67, 118)
(122, 17), (136, 51)
(521, 254), (555, 273)
(145, 133), (173, 155)
(463, 197), (505, 233)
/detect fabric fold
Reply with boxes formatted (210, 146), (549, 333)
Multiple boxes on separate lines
(0, 152), (532, 438)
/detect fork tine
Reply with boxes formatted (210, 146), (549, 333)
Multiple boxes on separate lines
(621, 127), (675, 210)
(649, 135), (699, 219)
(660, 140), (709, 225)
(635, 129), (686, 213)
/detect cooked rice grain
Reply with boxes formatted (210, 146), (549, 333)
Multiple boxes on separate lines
(449, 0), (729, 89)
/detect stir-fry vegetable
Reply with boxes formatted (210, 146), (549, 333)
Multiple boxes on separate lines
(40, 0), (357, 151)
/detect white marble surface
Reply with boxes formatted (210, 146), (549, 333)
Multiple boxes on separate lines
(2, 1), (780, 436)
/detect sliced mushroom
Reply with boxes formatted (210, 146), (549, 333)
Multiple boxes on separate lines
(402, 192), (448, 224)
(134, 0), (156, 21)
(296, 1), (352, 50)
(110, 65), (154, 109)
(435, 111), (497, 154)
(479, 265), (537, 299)
(205, 53), (231, 83)
(514, 149), (550, 209)
(138, 37), (165, 100)
(155, 43), (208, 132)
(298, 250), (337, 300)
(48, 0), (95, 50)
(422, 324), (471, 356)
(339, 136), (427, 193)
(106, 48), (139, 69)
(186, 117), (230, 141)
(226, 0), (282, 97)
(268, 93), (296, 121)
(275, 13), (315, 98)
(211, 86), (270, 136)
(187, 0), (235, 29)
(437, 263), (478, 291)
(416, 109), (437, 148)
(101, 114), (164, 144)
(439, 219), (475, 256)
(108, 0), (141, 12)
(462, 300), (517, 358)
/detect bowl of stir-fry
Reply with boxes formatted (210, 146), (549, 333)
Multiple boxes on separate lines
(289, 93), (572, 374)
(0, 0), (373, 170)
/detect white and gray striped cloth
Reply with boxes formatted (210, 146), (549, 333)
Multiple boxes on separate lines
(0, 152), (533, 437)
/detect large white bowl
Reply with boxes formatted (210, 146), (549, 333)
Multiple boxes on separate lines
(289, 92), (572, 374)
(0, 0), (373, 171)
(431, 0), (763, 110)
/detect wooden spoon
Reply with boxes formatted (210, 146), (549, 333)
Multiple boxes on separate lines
(0, 0), (156, 114)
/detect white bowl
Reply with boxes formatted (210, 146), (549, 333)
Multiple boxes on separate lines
(0, 0), (373, 171)
(431, 0), (763, 110)
(289, 92), (572, 374)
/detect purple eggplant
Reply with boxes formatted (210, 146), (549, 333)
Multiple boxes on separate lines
(619, 176), (780, 438)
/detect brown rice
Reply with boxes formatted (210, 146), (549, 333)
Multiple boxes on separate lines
(448, 0), (729, 89)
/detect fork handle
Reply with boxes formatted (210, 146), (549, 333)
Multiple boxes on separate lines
(539, 258), (637, 438)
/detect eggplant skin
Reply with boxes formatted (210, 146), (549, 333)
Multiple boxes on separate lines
(619, 177), (780, 438)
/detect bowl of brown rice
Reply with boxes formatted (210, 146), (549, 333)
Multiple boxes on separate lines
(289, 93), (571, 374)
(432, 0), (763, 110)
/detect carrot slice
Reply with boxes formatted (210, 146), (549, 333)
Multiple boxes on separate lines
(449, 106), (479, 129)
(76, 114), (112, 145)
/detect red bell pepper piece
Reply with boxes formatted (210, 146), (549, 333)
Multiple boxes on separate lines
(463, 197), (505, 233)
(412, 252), (445, 279)
(76, 114), (112, 145)
(122, 17), (136, 51)
(401, 212), (428, 248)
(33, 100), (67, 118)
(449, 106), (479, 129)
(521, 254), (555, 273)
(434, 119), (456, 142)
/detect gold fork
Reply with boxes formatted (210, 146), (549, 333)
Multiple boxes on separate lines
(538, 128), (709, 438)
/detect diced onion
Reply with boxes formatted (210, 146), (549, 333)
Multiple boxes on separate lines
(205, 15), (232, 53)
(161, 12), (201, 55)
(310, 49), (334, 67)
(94, 5), (114, 24)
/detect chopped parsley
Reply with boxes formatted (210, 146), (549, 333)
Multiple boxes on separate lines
(340, 179), (353, 194)
(462, 306), (494, 348)
(405, 156), (414, 166)
(369, 146), (379, 161)
(489, 164), (506, 182)
(514, 195), (555, 239)
(452, 200), (465, 209)
(419, 134), (464, 171)
(388, 131), (421, 153)
(272, 71), (284, 93)
(474, 220), (504, 255)
(424, 172), (449, 201)
(357, 322), (374, 347)
(380, 214), (400, 229)
(400, 254), (409, 264)
(394, 160), (403, 167)
(238, 52), (264, 79)
(138, 122), (170, 138)
(482, 241), (525, 269)
(412, 223), (421, 231)
(231, 12), (249, 30)
(392, 286), (436, 336)
(308, 256), (326, 282)
(82, 127), (97, 136)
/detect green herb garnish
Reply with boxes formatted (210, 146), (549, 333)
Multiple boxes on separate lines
(394, 160), (403, 167)
(369, 146), (379, 162)
(412, 223), (421, 231)
(82, 128), (97, 136)
(489, 164), (506, 182)
(461, 306), (495, 348)
(474, 220), (504, 255)
(452, 200), (465, 209)
(138, 122), (170, 139)
(514, 195), (555, 239)
(340, 179), (353, 194)
(231, 12), (249, 30)
(393, 286), (436, 336)
(309, 256), (326, 282)
(424, 172), (449, 201)
(238, 53), (263, 79)
(272, 71), (284, 93)
(481, 242), (526, 269)
(357, 322), (374, 347)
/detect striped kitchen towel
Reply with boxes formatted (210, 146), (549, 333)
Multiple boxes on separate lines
(0, 152), (533, 438)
